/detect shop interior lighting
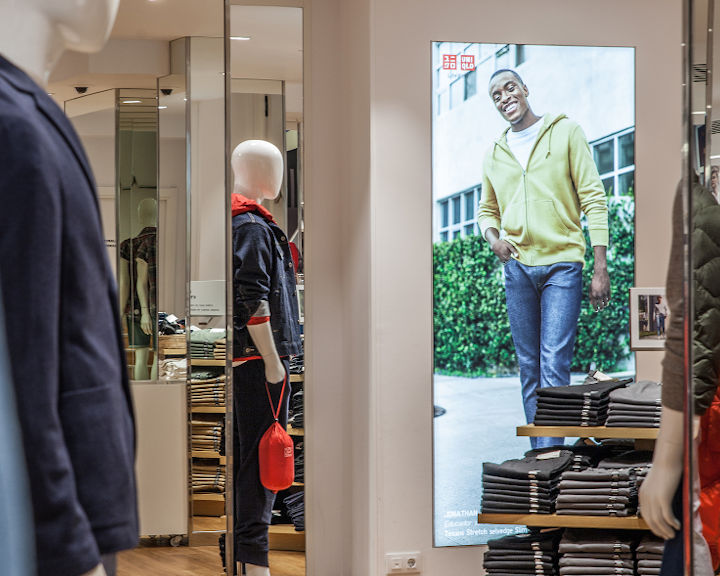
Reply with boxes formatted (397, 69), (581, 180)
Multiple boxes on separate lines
(122, 100), (142, 104)
(231, 36), (251, 41)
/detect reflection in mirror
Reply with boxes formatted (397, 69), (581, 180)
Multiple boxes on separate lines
(117, 89), (159, 381)
(229, 4), (305, 575)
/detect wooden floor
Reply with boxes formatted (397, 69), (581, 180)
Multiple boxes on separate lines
(117, 545), (305, 576)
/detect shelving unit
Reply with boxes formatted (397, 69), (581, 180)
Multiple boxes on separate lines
(478, 425), (657, 532)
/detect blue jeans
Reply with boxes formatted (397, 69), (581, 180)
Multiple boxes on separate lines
(504, 259), (583, 449)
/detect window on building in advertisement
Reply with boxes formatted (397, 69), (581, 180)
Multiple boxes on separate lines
(591, 128), (635, 196)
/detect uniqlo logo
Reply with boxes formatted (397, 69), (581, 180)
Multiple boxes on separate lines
(442, 54), (457, 70)
(460, 55), (475, 71)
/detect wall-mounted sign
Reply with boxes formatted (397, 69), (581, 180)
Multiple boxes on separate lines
(190, 280), (225, 316)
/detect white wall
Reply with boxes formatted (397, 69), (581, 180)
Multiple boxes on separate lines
(305, 0), (681, 574)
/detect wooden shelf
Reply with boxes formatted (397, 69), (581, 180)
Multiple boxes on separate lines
(162, 348), (187, 356)
(192, 493), (224, 502)
(478, 513), (648, 530)
(191, 359), (226, 367)
(290, 373), (304, 383)
(191, 406), (225, 413)
(292, 482), (304, 487)
(517, 424), (658, 440)
(288, 427), (304, 437)
(192, 451), (226, 464)
(192, 492), (225, 516)
(269, 524), (305, 551)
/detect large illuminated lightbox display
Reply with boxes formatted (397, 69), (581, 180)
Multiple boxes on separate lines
(431, 42), (636, 547)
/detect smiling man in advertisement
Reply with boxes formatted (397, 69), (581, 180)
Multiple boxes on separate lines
(478, 68), (610, 449)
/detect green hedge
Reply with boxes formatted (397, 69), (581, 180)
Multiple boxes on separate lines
(433, 196), (635, 376)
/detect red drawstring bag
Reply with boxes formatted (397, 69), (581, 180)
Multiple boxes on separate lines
(258, 374), (294, 493)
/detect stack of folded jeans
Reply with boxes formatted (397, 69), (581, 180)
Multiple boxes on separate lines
(526, 442), (625, 472)
(190, 372), (226, 407)
(289, 353), (304, 374)
(534, 379), (631, 427)
(191, 419), (224, 453)
(606, 380), (662, 428)
(289, 388), (304, 429)
(555, 451), (648, 517)
(481, 451), (574, 514)
(636, 534), (665, 576)
(213, 338), (226, 360)
(283, 491), (305, 531)
(294, 441), (304, 483)
(189, 329), (226, 358)
(558, 529), (638, 576)
(192, 463), (225, 492)
(483, 529), (563, 576)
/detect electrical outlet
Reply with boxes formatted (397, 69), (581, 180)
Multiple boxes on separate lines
(385, 552), (422, 574)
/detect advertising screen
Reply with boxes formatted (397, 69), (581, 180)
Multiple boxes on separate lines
(431, 42), (636, 547)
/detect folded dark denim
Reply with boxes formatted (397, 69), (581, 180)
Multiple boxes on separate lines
(555, 502), (628, 511)
(485, 550), (556, 561)
(559, 552), (633, 561)
(559, 479), (633, 490)
(605, 419), (661, 428)
(560, 469), (633, 482)
(483, 452), (574, 481)
(556, 494), (631, 505)
(559, 529), (638, 553)
(537, 380), (628, 400)
(556, 508), (634, 516)
(487, 529), (564, 551)
(558, 487), (634, 497)
(537, 397), (610, 408)
(608, 380), (661, 404)
(482, 492), (555, 504)
(480, 500), (554, 514)
(636, 535), (665, 555)
(598, 451), (653, 469)
(559, 567), (632, 575)
(483, 474), (559, 488)
(559, 556), (633, 568)
(483, 487), (557, 499)
(484, 560), (556, 571)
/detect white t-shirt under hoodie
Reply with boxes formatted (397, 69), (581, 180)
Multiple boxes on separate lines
(505, 116), (544, 170)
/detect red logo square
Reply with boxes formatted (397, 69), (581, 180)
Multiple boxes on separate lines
(442, 54), (457, 70)
(460, 55), (475, 71)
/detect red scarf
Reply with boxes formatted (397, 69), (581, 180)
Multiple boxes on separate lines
(231, 193), (276, 223)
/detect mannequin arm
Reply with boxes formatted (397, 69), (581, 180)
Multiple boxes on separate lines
(118, 258), (130, 318)
(247, 311), (285, 384)
(136, 258), (152, 335)
(639, 406), (698, 539)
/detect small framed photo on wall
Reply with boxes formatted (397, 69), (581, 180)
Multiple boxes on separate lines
(630, 287), (668, 350)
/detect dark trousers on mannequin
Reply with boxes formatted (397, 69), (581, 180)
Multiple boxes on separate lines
(233, 358), (290, 567)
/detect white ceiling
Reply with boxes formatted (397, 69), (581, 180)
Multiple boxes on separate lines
(48, 1), (303, 109)
(110, 0), (223, 40)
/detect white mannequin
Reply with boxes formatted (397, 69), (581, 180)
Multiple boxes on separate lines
(0, 1), (120, 575)
(118, 197), (158, 381)
(231, 140), (284, 576)
(232, 140), (286, 386)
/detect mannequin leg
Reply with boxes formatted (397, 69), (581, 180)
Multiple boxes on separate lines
(150, 356), (158, 380)
(237, 563), (271, 576)
(133, 348), (150, 380)
(233, 358), (290, 568)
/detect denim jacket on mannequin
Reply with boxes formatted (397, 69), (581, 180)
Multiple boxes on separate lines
(232, 210), (302, 360)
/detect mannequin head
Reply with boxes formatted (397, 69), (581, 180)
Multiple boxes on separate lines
(137, 197), (157, 228)
(231, 140), (284, 203)
(0, 0), (119, 85)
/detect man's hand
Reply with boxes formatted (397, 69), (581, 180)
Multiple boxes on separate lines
(590, 245), (610, 311)
(491, 239), (518, 263)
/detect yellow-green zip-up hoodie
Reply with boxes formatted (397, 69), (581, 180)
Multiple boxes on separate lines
(478, 113), (609, 266)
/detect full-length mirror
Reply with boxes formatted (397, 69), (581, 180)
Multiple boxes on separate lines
(228, 3), (305, 575)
